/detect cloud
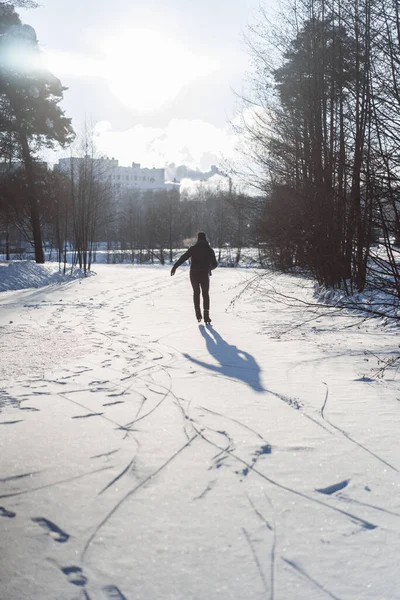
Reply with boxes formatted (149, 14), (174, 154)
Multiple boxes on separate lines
(165, 164), (219, 182)
(93, 118), (239, 171)
(180, 174), (230, 196)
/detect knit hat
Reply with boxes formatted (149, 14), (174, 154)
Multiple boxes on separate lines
(197, 232), (206, 241)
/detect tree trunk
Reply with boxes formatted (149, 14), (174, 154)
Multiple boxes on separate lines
(18, 130), (44, 263)
(5, 223), (10, 261)
(8, 91), (45, 264)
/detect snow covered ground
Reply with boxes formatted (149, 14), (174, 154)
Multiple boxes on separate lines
(0, 263), (399, 600)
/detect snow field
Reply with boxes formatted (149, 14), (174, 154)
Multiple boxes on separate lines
(0, 264), (399, 599)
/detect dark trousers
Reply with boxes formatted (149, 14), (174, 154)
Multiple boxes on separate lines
(190, 270), (210, 314)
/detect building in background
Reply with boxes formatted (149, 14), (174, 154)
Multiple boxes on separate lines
(55, 157), (178, 193)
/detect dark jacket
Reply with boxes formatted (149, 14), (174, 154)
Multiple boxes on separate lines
(174, 240), (218, 272)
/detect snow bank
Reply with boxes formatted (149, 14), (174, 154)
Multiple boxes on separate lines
(313, 281), (400, 323)
(0, 261), (93, 292)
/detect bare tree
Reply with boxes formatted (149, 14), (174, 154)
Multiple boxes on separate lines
(239, 0), (400, 304)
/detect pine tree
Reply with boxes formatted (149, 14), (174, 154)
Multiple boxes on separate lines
(0, 3), (73, 262)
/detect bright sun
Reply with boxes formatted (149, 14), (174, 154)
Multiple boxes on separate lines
(102, 29), (218, 112)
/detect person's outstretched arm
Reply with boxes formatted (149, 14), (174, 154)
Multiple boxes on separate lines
(171, 247), (192, 276)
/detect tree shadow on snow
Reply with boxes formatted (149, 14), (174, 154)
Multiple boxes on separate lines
(183, 326), (264, 392)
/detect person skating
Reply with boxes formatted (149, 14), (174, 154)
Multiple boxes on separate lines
(171, 232), (218, 324)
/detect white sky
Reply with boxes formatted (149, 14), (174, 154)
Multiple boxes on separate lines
(19, 0), (273, 171)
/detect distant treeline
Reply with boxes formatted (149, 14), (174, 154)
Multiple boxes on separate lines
(1, 1), (399, 306)
(0, 158), (263, 272)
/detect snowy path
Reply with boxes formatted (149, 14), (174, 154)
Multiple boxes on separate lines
(0, 265), (399, 600)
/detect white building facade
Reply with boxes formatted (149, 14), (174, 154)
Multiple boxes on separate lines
(56, 157), (170, 193)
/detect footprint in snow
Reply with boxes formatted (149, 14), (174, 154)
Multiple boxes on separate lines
(0, 506), (16, 518)
(31, 517), (69, 543)
(316, 479), (350, 495)
(241, 444), (272, 476)
(61, 565), (88, 587)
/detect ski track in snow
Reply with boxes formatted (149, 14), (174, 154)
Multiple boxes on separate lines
(0, 265), (399, 599)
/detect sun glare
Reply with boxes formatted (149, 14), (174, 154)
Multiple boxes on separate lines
(102, 29), (218, 112)
(40, 30), (218, 113)
(44, 51), (103, 79)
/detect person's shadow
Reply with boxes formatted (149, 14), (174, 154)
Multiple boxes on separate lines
(183, 326), (264, 392)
